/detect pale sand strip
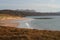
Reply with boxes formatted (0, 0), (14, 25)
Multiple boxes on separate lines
(0, 17), (31, 20)
(0, 22), (19, 27)
(0, 17), (33, 28)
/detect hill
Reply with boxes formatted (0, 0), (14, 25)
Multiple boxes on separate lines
(0, 9), (60, 17)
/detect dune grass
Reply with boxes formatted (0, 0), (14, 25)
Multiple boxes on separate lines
(0, 26), (59, 40)
(0, 14), (22, 20)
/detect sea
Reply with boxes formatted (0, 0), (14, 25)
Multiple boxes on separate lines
(24, 16), (60, 31)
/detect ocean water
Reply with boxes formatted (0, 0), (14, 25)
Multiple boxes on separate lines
(25, 16), (60, 31)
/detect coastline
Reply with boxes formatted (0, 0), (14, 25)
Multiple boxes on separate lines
(0, 17), (31, 20)
(0, 16), (34, 28)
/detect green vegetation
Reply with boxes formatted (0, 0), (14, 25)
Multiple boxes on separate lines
(0, 9), (60, 17)
(0, 10), (25, 17)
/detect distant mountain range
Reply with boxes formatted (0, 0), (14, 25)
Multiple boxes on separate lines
(0, 9), (60, 16)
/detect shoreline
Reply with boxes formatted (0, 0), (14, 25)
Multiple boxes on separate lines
(0, 17), (30, 20)
(0, 17), (34, 28)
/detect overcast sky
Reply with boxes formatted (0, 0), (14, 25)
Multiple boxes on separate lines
(0, 0), (60, 12)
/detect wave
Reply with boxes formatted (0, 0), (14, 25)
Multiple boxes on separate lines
(17, 18), (34, 29)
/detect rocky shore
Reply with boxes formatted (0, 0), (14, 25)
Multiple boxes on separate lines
(0, 26), (60, 40)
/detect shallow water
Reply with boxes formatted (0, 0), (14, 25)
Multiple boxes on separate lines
(25, 16), (60, 31)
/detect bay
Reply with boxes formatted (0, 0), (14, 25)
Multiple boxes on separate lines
(25, 16), (60, 31)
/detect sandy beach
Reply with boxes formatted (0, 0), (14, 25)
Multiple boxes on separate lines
(0, 17), (34, 28)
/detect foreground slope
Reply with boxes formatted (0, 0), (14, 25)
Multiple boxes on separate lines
(0, 26), (60, 40)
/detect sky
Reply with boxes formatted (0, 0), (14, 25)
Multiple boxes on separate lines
(0, 0), (60, 12)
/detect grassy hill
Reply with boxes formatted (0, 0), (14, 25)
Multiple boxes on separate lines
(0, 9), (60, 17)
(0, 10), (25, 17)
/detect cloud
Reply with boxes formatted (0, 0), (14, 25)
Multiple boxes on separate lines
(40, 4), (60, 8)
(0, 2), (60, 12)
(48, 4), (60, 8)
(27, 3), (60, 9)
(50, 0), (56, 3)
(23, 3), (60, 12)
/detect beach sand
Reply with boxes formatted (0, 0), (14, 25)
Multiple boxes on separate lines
(0, 17), (34, 28)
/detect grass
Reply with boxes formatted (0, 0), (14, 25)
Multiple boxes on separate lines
(0, 26), (60, 40)
(0, 14), (22, 20)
